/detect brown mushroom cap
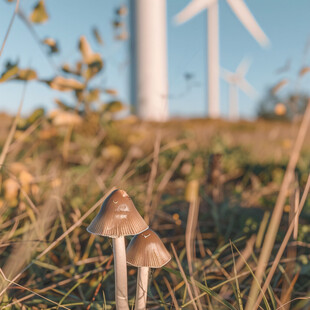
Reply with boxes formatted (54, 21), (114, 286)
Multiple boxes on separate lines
(126, 228), (171, 268)
(87, 189), (148, 238)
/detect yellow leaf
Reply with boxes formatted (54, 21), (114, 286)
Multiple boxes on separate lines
(47, 76), (84, 91)
(79, 36), (94, 64)
(86, 89), (100, 102)
(79, 36), (103, 79)
(50, 110), (82, 126)
(105, 100), (124, 113)
(27, 108), (45, 124)
(30, 0), (49, 24)
(17, 69), (37, 81)
(0, 63), (18, 83)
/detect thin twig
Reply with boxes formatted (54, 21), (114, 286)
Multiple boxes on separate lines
(0, 0), (20, 58)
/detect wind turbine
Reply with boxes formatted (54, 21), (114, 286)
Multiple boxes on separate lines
(175, 0), (269, 119)
(129, 0), (168, 121)
(221, 59), (256, 120)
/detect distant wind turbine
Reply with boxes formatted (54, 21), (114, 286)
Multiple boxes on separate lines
(221, 59), (256, 120)
(129, 0), (168, 121)
(175, 0), (270, 119)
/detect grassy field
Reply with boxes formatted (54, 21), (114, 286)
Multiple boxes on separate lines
(0, 112), (309, 309)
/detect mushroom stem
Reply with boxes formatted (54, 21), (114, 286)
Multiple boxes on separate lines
(113, 237), (129, 310)
(135, 267), (149, 310)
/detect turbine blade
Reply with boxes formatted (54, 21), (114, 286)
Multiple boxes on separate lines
(175, 0), (217, 24)
(238, 78), (257, 97)
(236, 57), (251, 76)
(220, 68), (234, 82)
(226, 0), (270, 47)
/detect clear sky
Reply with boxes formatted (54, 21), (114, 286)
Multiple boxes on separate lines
(1, 0), (310, 119)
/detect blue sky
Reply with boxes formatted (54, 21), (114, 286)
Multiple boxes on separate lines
(1, 0), (310, 119)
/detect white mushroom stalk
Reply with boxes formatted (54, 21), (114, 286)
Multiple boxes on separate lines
(113, 237), (129, 309)
(135, 267), (149, 310)
(126, 229), (171, 310)
(87, 189), (148, 310)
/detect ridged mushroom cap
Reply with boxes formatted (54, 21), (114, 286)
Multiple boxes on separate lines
(126, 229), (171, 268)
(87, 189), (148, 238)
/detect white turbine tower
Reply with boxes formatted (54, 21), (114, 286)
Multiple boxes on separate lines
(221, 59), (256, 121)
(175, 0), (269, 119)
(130, 0), (168, 121)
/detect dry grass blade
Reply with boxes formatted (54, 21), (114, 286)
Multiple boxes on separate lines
(8, 118), (42, 153)
(229, 241), (243, 310)
(253, 174), (310, 309)
(231, 243), (271, 310)
(280, 185), (299, 308)
(275, 297), (310, 310)
(157, 150), (187, 192)
(171, 243), (198, 310)
(0, 83), (26, 169)
(144, 131), (161, 224)
(280, 270), (300, 308)
(0, 187), (116, 297)
(255, 211), (270, 249)
(1, 195), (58, 293)
(186, 198), (200, 276)
(0, 0), (20, 58)
(246, 102), (310, 310)
(110, 146), (135, 186)
(293, 186), (300, 240)
(163, 276), (180, 309)
(3, 257), (112, 307)
(220, 235), (256, 299)
(0, 269), (70, 310)
(185, 197), (204, 310)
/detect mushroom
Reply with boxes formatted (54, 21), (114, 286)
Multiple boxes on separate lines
(87, 189), (148, 310)
(126, 228), (171, 310)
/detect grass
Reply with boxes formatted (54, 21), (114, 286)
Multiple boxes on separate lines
(0, 112), (310, 309)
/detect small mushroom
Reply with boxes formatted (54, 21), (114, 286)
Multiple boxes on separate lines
(126, 228), (171, 310)
(87, 189), (148, 310)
